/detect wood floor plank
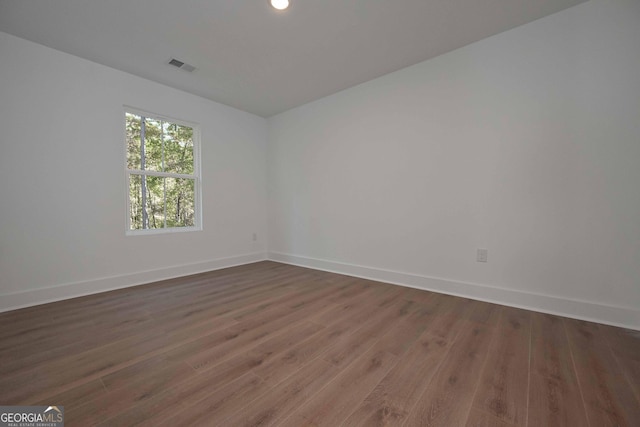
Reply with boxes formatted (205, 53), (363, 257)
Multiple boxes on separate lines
(610, 349), (640, 405)
(92, 322), (322, 427)
(0, 313), (237, 404)
(0, 305), (149, 350)
(155, 372), (271, 427)
(530, 313), (576, 381)
(465, 407), (515, 427)
(343, 331), (451, 426)
(470, 307), (531, 426)
(527, 312), (588, 427)
(179, 289), (342, 372)
(322, 299), (415, 368)
(0, 311), (156, 376)
(310, 287), (387, 326)
(422, 295), (478, 342)
(369, 293), (441, 357)
(600, 325), (640, 403)
(0, 328), (168, 404)
(279, 347), (399, 426)
(251, 307), (371, 384)
(527, 372), (589, 427)
(66, 361), (196, 426)
(218, 281), (328, 322)
(97, 372), (266, 427)
(188, 320), (324, 384)
(146, 275), (314, 326)
(403, 316), (498, 427)
(34, 379), (107, 412)
(191, 357), (340, 427)
(101, 355), (179, 391)
(565, 319), (640, 426)
(91, 296), (315, 426)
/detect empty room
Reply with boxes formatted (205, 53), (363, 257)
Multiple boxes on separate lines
(0, 0), (638, 426)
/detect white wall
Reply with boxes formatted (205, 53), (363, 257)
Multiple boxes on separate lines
(268, 0), (640, 329)
(0, 32), (268, 310)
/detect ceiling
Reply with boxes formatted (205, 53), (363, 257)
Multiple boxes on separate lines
(0, 0), (586, 117)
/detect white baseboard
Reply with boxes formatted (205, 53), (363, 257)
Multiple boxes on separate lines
(268, 251), (640, 331)
(0, 252), (268, 313)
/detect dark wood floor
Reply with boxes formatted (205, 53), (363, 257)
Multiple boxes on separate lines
(0, 261), (638, 426)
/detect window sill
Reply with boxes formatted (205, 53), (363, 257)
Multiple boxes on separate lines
(126, 226), (202, 237)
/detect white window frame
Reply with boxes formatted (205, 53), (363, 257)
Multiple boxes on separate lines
(124, 106), (202, 236)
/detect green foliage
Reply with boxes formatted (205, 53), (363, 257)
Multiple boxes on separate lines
(126, 112), (196, 230)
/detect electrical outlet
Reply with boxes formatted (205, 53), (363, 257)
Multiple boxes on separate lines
(477, 248), (488, 263)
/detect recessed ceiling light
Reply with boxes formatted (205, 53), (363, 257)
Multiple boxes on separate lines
(270, 0), (290, 10)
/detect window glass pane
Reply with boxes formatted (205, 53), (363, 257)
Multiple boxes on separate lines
(144, 118), (164, 172)
(145, 176), (165, 229)
(129, 174), (143, 229)
(126, 113), (141, 170)
(129, 175), (166, 230)
(166, 178), (195, 228)
(164, 123), (194, 174)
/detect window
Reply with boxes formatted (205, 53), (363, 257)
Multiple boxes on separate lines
(125, 108), (201, 234)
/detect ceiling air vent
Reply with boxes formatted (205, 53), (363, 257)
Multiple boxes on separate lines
(168, 58), (195, 72)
